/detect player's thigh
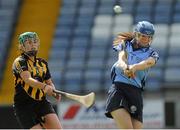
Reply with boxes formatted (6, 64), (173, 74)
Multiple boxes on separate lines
(131, 117), (143, 129)
(111, 108), (133, 129)
(43, 113), (62, 129)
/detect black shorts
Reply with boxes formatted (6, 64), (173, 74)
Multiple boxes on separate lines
(105, 82), (143, 122)
(13, 99), (55, 129)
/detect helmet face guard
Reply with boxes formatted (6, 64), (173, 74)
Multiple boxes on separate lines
(134, 21), (155, 47)
(18, 32), (40, 56)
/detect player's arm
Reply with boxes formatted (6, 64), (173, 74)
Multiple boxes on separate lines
(113, 33), (133, 70)
(128, 51), (159, 74)
(128, 57), (156, 73)
(117, 51), (128, 70)
(20, 71), (45, 89)
(20, 71), (53, 95)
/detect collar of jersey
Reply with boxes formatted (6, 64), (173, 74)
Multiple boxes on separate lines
(21, 53), (37, 63)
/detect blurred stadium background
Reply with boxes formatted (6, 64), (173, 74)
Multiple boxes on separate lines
(0, 0), (180, 128)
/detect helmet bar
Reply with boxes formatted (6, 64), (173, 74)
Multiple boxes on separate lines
(136, 32), (153, 39)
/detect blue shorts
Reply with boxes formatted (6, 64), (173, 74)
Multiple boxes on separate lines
(105, 82), (143, 122)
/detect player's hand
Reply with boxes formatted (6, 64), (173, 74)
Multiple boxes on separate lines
(128, 64), (136, 74)
(124, 69), (135, 78)
(52, 92), (61, 102)
(124, 65), (136, 78)
(43, 84), (54, 96)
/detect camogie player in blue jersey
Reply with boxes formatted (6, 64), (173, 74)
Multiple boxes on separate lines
(105, 21), (159, 129)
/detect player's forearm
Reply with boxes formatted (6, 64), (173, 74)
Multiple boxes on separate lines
(24, 77), (46, 89)
(117, 51), (128, 70)
(133, 58), (155, 71)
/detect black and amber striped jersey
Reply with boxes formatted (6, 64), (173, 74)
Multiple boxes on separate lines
(12, 54), (51, 104)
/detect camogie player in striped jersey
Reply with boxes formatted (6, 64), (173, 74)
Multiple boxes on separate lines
(12, 32), (62, 129)
(105, 21), (159, 129)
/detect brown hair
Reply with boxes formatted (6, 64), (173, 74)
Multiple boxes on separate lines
(113, 32), (134, 46)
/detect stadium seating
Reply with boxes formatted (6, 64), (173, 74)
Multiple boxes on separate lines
(0, 0), (19, 85)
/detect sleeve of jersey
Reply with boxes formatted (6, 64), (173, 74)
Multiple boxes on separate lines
(13, 58), (28, 74)
(44, 60), (51, 80)
(113, 42), (123, 51)
(150, 51), (159, 64)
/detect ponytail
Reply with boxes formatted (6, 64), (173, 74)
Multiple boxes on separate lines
(113, 32), (134, 46)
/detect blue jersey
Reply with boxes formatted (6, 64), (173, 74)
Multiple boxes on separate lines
(111, 40), (159, 89)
